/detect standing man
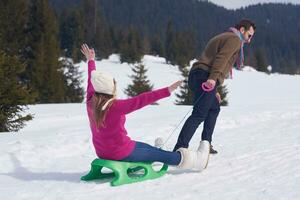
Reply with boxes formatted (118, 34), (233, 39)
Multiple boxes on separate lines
(173, 19), (256, 154)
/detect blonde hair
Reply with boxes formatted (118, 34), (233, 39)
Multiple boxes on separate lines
(92, 80), (116, 128)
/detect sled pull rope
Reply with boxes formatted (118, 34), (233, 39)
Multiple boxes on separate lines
(161, 82), (214, 148)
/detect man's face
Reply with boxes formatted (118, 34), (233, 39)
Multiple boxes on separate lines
(240, 26), (255, 43)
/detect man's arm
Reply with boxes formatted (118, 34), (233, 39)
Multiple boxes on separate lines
(209, 37), (241, 81)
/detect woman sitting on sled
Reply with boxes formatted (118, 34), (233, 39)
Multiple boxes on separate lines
(81, 44), (210, 171)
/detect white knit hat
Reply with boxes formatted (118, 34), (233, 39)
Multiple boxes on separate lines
(91, 70), (115, 95)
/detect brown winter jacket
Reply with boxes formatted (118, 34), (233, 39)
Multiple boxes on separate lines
(191, 32), (242, 85)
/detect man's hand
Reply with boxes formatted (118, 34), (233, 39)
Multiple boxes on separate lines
(168, 80), (183, 93)
(203, 79), (216, 90)
(80, 43), (95, 61)
(216, 92), (221, 104)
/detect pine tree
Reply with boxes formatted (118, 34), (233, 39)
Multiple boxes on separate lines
(245, 48), (257, 68)
(175, 30), (197, 66)
(254, 47), (268, 73)
(80, 0), (97, 45)
(25, 0), (66, 103)
(120, 27), (143, 63)
(80, 0), (113, 59)
(0, 0), (28, 57)
(125, 63), (153, 97)
(165, 20), (177, 64)
(175, 65), (193, 105)
(142, 36), (151, 55)
(150, 34), (165, 57)
(59, 57), (84, 102)
(217, 85), (229, 106)
(0, 51), (33, 132)
(94, 25), (113, 59)
(164, 21), (197, 66)
(59, 8), (84, 63)
(50, 0), (300, 74)
(0, 0), (34, 132)
(109, 26), (122, 53)
(279, 58), (299, 75)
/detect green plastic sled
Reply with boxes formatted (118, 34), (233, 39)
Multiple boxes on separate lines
(81, 158), (168, 186)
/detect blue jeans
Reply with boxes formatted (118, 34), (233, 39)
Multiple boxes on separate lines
(173, 68), (220, 151)
(122, 141), (181, 165)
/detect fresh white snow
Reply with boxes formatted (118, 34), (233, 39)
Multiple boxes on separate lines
(207, 0), (300, 10)
(1, 55), (300, 200)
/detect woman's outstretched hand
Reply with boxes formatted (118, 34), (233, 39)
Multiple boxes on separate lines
(168, 80), (183, 93)
(80, 43), (95, 61)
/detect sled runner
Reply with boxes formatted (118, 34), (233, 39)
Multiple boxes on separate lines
(81, 158), (168, 186)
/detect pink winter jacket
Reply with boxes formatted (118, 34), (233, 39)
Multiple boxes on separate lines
(86, 60), (171, 160)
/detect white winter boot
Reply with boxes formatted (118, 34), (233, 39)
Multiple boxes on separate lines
(176, 140), (210, 171)
(197, 140), (210, 169)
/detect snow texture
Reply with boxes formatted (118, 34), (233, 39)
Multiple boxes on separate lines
(1, 55), (300, 200)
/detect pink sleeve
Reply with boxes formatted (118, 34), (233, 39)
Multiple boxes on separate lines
(113, 87), (171, 114)
(87, 60), (96, 101)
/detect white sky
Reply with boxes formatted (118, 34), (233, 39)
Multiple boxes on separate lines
(208, 0), (300, 9)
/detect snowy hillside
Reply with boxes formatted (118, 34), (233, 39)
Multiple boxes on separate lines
(1, 55), (300, 200)
(208, 0), (300, 9)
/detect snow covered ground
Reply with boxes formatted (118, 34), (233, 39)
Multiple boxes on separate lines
(208, 0), (300, 10)
(1, 55), (300, 200)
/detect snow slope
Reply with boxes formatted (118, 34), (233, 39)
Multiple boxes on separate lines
(208, 0), (300, 10)
(1, 55), (300, 200)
